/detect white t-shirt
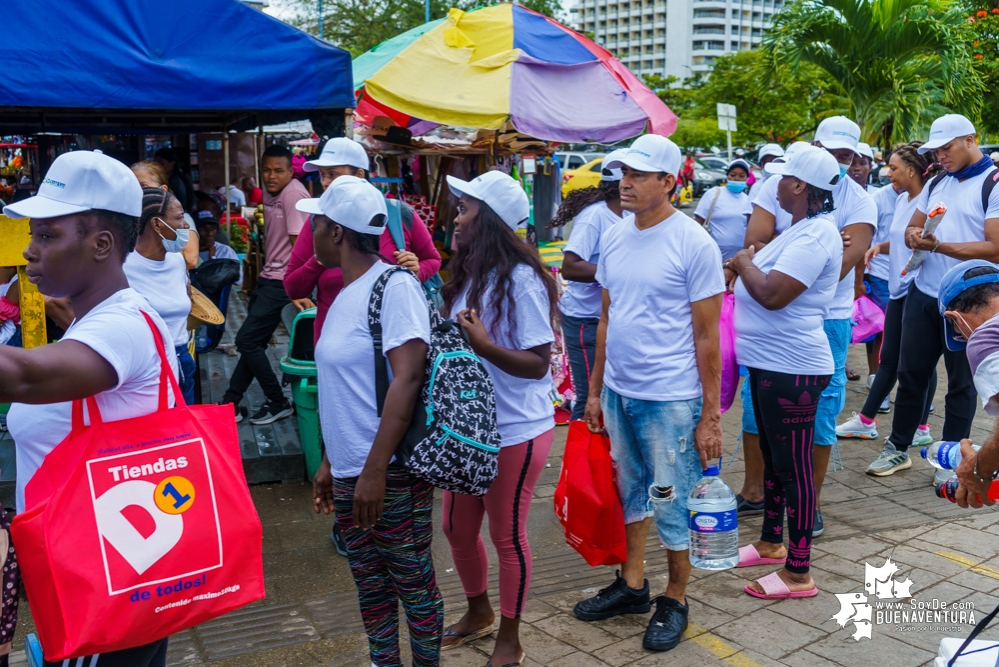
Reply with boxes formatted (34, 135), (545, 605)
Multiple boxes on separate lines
(734, 214), (842, 375)
(124, 251), (191, 347)
(888, 192), (921, 300)
(225, 184), (246, 208)
(748, 174), (769, 202)
(867, 184), (899, 280)
(7, 288), (177, 512)
(827, 177), (877, 320)
(914, 168), (999, 298)
(450, 264), (555, 447)
(316, 263), (430, 479)
(595, 211), (726, 401)
(694, 186), (754, 258)
(751, 175), (792, 236)
(560, 201), (627, 319)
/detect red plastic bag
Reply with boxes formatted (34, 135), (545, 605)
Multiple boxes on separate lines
(554, 421), (627, 566)
(11, 313), (264, 661)
(719, 293), (738, 414)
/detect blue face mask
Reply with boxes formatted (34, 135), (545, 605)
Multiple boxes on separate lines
(726, 181), (748, 194)
(158, 221), (191, 253)
(839, 163), (850, 179)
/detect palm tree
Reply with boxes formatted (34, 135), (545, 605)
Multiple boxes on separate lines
(762, 0), (984, 144)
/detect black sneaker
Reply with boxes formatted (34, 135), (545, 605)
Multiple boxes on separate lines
(219, 400), (247, 424)
(248, 400), (295, 425)
(331, 523), (347, 557)
(643, 596), (688, 652)
(735, 494), (764, 516)
(813, 510), (824, 538)
(573, 571), (651, 621)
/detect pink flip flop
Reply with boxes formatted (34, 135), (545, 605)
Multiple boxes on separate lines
(735, 544), (786, 568)
(744, 571), (819, 600)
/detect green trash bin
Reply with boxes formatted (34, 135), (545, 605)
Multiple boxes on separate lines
(279, 307), (323, 480)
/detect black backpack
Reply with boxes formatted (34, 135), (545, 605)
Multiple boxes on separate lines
(369, 266), (500, 496)
(925, 167), (999, 213)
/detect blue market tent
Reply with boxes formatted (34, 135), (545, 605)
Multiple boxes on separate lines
(0, 0), (353, 133)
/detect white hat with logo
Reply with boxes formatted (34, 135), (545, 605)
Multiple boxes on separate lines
(601, 149), (629, 181)
(446, 170), (530, 230)
(4, 150), (142, 219)
(296, 175), (388, 235)
(765, 144), (841, 190)
(758, 143), (785, 160)
(607, 134), (682, 177)
(918, 114), (977, 154)
(857, 142), (875, 161)
(814, 116), (861, 153)
(303, 137), (370, 172)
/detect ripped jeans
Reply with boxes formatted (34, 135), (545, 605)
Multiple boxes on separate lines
(602, 387), (703, 551)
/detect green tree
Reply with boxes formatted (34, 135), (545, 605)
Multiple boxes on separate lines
(762, 0), (984, 145)
(963, 0), (999, 136)
(275, 0), (563, 56)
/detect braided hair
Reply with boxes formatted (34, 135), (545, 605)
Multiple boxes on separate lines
(138, 187), (177, 236)
(805, 184), (835, 218)
(891, 141), (942, 183)
(549, 180), (620, 228)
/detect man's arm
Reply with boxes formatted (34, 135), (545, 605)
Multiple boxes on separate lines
(955, 424), (999, 508)
(691, 294), (723, 467)
(584, 289), (610, 433)
(560, 251), (597, 283)
(840, 222), (874, 281)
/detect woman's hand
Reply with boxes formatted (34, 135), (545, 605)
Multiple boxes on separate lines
(353, 467), (387, 530)
(456, 309), (491, 353)
(313, 455), (334, 515)
(727, 246), (755, 275)
(394, 250), (420, 275)
(864, 244), (880, 269)
(841, 230), (852, 249)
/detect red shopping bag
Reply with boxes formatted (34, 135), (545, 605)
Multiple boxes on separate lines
(553, 421), (627, 566)
(719, 292), (738, 414)
(11, 313), (264, 661)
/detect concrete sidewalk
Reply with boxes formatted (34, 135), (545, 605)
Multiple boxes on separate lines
(11, 348), (999, 666)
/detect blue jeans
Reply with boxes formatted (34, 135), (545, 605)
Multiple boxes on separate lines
(602, 387), (703, 551)
(561, 313), (599, 421)
(815, 318), (851, 446)
(740, 373), (757, 435)
(175, 344), (196, 405)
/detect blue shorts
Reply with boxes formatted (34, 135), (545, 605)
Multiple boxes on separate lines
(602, 387), (703, 551)
(740, 375), (758, 435)
(865, 275), (890, 313)
(815, 318), (852, 446)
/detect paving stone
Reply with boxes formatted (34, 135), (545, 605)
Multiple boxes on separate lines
(918, 523), (999, 559)
(807, 630), (935, 667)
(531, 613), (621, 652)
(874, 543), (973, 577)
(688, 571), (781, 617)
(824, 496), (931, 532)
(781, 647), (848, 667)
(713, 608), (826, 660)
(811, 535), (894, 561)
(592, 637), (659, 667)
(545, 651), (614, 667)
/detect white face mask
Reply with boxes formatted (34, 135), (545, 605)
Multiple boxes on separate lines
(157, 218), (190, 253)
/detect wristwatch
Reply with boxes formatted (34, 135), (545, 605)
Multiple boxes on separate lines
(973, 458), (998, 485)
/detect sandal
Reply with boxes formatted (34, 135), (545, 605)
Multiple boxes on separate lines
(846, 367), (861, 381)
(735, 494), (764, 516)
(442, 623), (494, 650)
(744, 571), (818, 600)
(735, 544), (786, 568)
(486, 652), (526, 667)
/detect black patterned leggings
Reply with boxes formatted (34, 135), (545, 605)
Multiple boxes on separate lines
(748, 368), (831, 575)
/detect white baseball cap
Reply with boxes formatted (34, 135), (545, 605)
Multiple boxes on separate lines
(765, 144), (840, 190)
(758, 143), (784, 160)
(814, 116), (861, 153)
(303, 137), (370, 173)
(727, 159), (752, 175)
(857, 142), (875, 161)
(783, 141), (811, 161)
(4, 150), (142, 219)
(918, 114), (977, 154)
(601, 149), (628, 181)
(295, 175), (388, 236)
(446, 171), (529, 230)
(607, 134), (682, 177)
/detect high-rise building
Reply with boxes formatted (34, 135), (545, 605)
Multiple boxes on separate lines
(573, 0), (783, 80)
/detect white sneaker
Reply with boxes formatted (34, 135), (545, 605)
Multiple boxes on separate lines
(912, 426), (933, 447)
(836, 412), (879, 439)
(868, 374), (876, 389)
(878, 394), (892, 413)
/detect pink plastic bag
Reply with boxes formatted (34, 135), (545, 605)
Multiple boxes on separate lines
(852, 295), (885, 344)
(720, 293), (738, 414)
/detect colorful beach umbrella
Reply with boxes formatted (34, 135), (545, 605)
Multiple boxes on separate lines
(352, 4), (677, 144)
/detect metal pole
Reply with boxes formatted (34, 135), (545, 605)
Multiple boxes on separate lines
(223, 130), (231, 237)
(318, 0), (324, 38)
(727, 130), (732, 162)
(425, 0), (430, 23)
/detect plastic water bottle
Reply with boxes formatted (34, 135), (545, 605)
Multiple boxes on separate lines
(920, 441), (980, 470)
(688, 462), (739, 570)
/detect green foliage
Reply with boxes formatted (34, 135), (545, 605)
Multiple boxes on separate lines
(274, 0), (563, 56)
(762, 0), (984, 145)
(963, 0), (999, 136)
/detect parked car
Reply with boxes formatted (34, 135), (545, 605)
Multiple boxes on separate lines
(555, 151), (606, 172)
(561, 157), (604, 198)
(691, 158), (727, 197)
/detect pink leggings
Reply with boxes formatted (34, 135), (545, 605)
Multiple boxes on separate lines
(442, 429), (555, 619)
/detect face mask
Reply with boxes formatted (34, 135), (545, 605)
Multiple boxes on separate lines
(838, 163), (850, 179)
(726, 181), (748, 194)
(158, 220), (190, 254)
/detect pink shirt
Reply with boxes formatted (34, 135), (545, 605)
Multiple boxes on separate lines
(284, 209), (442, 344)
(260, 178), (310, 280)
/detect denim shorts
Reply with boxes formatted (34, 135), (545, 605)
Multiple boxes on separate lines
(740, 375), (758, 435)
(815, 318), (852, 446)
(602, 387), (703, 551)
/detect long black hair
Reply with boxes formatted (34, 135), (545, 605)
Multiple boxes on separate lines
(549, 180), (619, 228)
(442, 203), (559, 336)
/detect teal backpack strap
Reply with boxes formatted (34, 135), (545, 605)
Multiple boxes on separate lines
(386, 199), (406, 252)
